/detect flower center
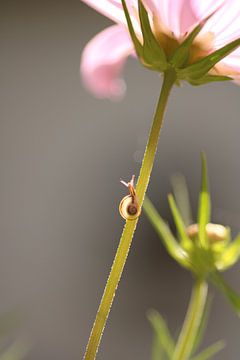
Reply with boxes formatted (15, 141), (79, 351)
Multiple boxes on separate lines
(152, 15), (215, 65)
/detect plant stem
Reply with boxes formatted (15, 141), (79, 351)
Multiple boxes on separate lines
(173, 278), (208, 360)
(83, 70), (176, 360)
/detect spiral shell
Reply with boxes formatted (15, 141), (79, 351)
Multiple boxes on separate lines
(119, 194), (141, 221)
(119, 175), (141, 221)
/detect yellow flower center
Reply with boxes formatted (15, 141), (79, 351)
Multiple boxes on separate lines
(152, 15), (215, 65)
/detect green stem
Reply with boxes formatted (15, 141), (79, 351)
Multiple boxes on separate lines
(173, 278), (208, 360)
(83, 70), (176, 360)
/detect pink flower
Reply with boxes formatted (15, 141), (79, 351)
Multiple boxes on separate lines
(80, 0), (240, 98)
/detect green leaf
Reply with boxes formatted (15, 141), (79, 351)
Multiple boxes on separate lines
(147, 309), (175, 360)
(188, 74), (232, 86)
(210, 272), (240, 316)
(171, 22), (205, 68)
(121, 0), (143, 57)
(216, 233), (240, 270)
(178, 38), (240, 80)
(0, 341), (29, 360)
(191, 340), (225, 360)
(143, 197), (190, 268)
(151, 334), (164, 360)
(198, 153), (211, 248)
(191, 297), (212, 354)
(171, 174), (193, 227)
(168, 194), (192, 250)
(138, 1), (167, 70)
(0, 310), (23, 339)
(171, 10), (217, 68)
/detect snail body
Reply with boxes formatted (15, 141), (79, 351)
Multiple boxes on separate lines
(119, 175), (141, 221)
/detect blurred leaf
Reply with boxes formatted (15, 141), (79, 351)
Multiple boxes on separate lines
(0, 311), (23, 339)
(121, 0), (143, 56)
(178, 38), (240, 80)
(210, 272), (240, 316)
(191, 297), (212, 354)
(198, 154), (211, 248)
(0, 341), (29, 360)
(143, 197), (190, 268)
(168, 194), (192, 250)
(138, 1), (167, 70)
(171, 174), (193, 226)
(151, 333), (164, 360)
(217, 233), (240, 270)
(147, 309), (175, 360)
(191, 340), (225, 360)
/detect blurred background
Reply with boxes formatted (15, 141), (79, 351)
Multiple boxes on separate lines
(1, 1), (240, 359)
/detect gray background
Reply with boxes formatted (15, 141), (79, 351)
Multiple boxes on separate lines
(1, 1), (240, 359)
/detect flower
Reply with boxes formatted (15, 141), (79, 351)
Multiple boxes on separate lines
(143, 154), (240, 315)
(81, 0), (240, 98)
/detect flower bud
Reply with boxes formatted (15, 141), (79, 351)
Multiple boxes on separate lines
(187, 223), (228, 244)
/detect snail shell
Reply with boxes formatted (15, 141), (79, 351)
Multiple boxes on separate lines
(119, 194), (141, 221)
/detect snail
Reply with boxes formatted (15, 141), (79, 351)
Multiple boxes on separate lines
(119, 175), (141, 221)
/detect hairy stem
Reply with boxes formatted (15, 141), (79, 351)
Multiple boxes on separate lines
(83, 70), (175, 360)
(173, 278), (208, 360)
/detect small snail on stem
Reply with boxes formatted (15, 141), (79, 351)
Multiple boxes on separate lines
(119, 175), (141, 221)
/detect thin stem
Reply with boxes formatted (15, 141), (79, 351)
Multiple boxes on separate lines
(173, 278), (208, 360)
(83, 70), (176, 360)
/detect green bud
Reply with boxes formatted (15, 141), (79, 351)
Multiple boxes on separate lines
(186, 223), (229, 244)
(144, 155), (240, 315)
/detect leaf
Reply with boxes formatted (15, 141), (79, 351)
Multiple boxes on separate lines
(168, 194), (192, 250)
(178, 38), (240, 80)
(191, 297), (212, 354)
(121, 0), (143, 57)
(171, 23), (205, 68)
(171, 174), (193, 227)
(0, 341), (29, 360)
(147, 309), (175, 360)
(188, 74), (232, 86)
(138, 1), (167, 70)
(198, 153), (211, 248)
(0, 310), (23, 339)
(143, 196), (190, 268)
(191, 340), (225, 360)
(171, 10), (218, 68)
(151, 333), (164, 360)
(210, 272), (240, 316)
(216, 233), (240, 270)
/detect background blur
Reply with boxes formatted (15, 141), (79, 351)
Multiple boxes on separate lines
(1, 1), (240, 359)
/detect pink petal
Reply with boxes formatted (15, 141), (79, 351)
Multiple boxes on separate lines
(145, 0), (226, 38)
(191, 0), (225, 19)
(167, 0), (199, 37)
(200, 0), (240, 76)
(222, 55), (240, 69)
(202, 0), (240, 40)
(141, 0), (198, 37)
(218, 53), (240, 80)
(81, 0), (125, 24)
(81, 0), (141, 32)
(80, 25), (134, 98)
(212, 2), (240, 46)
